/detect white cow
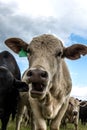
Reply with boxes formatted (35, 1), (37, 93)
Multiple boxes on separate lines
(5, 34), (87, 130)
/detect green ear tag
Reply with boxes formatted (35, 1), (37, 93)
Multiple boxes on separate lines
(19, 49), (27, 57)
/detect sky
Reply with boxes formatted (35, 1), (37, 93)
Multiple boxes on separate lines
(0, 0), (87, 100)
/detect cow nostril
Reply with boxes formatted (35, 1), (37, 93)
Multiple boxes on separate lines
(27, 70), (48, 79)
(40, 71), (48, 78)
(27, 70), (33, 77)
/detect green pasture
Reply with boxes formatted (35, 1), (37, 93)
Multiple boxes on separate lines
(4, 120), (87, 130)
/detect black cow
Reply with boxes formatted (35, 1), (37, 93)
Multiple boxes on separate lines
(0, 51), (28, 130)
(79, 101), (87, 125)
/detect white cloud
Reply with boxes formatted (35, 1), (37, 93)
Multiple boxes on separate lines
(17, 0), (54, 17)
(0, 0), (54, 17)
(1, 0), (87, 41)
(71, 86), (87, 100)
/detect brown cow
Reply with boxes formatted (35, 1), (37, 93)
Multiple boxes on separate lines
(5, 34), (87, 130)
(61, 97), (80, 130)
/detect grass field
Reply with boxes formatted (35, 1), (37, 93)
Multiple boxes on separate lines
(5, 120), (87, 130)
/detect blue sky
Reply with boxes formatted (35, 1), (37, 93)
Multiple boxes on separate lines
(70, 33), (87, 44)
(68, 34), (87, 86)
(0, 0), (87, 100)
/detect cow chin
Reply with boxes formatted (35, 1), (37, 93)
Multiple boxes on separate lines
(30, 90), (46, 99)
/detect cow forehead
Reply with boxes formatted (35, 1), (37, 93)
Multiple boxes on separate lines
(75, 100), (80, 105)
(29, 34), (63, 51)
(69, 97), (79, 106)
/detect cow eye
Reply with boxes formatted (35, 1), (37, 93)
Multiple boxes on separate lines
(69, 102), (73, 106)
(55, 51), (62, 57)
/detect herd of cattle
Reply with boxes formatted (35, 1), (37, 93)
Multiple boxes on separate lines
(21, 97), (87, 130)
(0, 34), (87, 130)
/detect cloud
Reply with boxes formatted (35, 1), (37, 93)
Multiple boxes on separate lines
(0, 2), (63, 46)
(71, 86), (87, 100)
(1, 0), (87, 48)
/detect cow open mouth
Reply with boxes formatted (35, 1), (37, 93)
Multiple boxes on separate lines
(30, 82), (46, 97)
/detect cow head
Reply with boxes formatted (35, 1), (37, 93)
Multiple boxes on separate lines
(5, 34), (87, 100)
(0, 66), (29, 93)
(68, 97), (80, 116)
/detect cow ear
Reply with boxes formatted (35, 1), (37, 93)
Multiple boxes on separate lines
(5, 38), (28, 54)
(14, 79), (29, 92)
(63, 44), (87, 60)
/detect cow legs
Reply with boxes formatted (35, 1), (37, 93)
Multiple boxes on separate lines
(50, 99), (69, 130)
(34, 118), (47, 130)
(31, 111), (46, 130)
(15, 101), (25, 130)
(74, 117), (79, 130)
(29, 98), (47, 130)
(74, 124), (78, 130)
(1, 116), (10, 130)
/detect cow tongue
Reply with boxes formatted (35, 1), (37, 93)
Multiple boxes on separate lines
(32, 83), (45, 92)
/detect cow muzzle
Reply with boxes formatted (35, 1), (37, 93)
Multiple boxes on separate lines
(73, 110), (78, 116)
(27, 69), (48, 98)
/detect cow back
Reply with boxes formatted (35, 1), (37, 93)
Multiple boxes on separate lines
(0, 51), (21, 79)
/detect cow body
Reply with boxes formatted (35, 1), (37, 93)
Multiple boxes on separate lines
(5, 34), (87, 130)
(62, 97), (80, 130)
(0, 51), (21, 79)
(0, 51), (28, 130)
(15, 91), (30, 130)
(79, 101), (87, 125)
